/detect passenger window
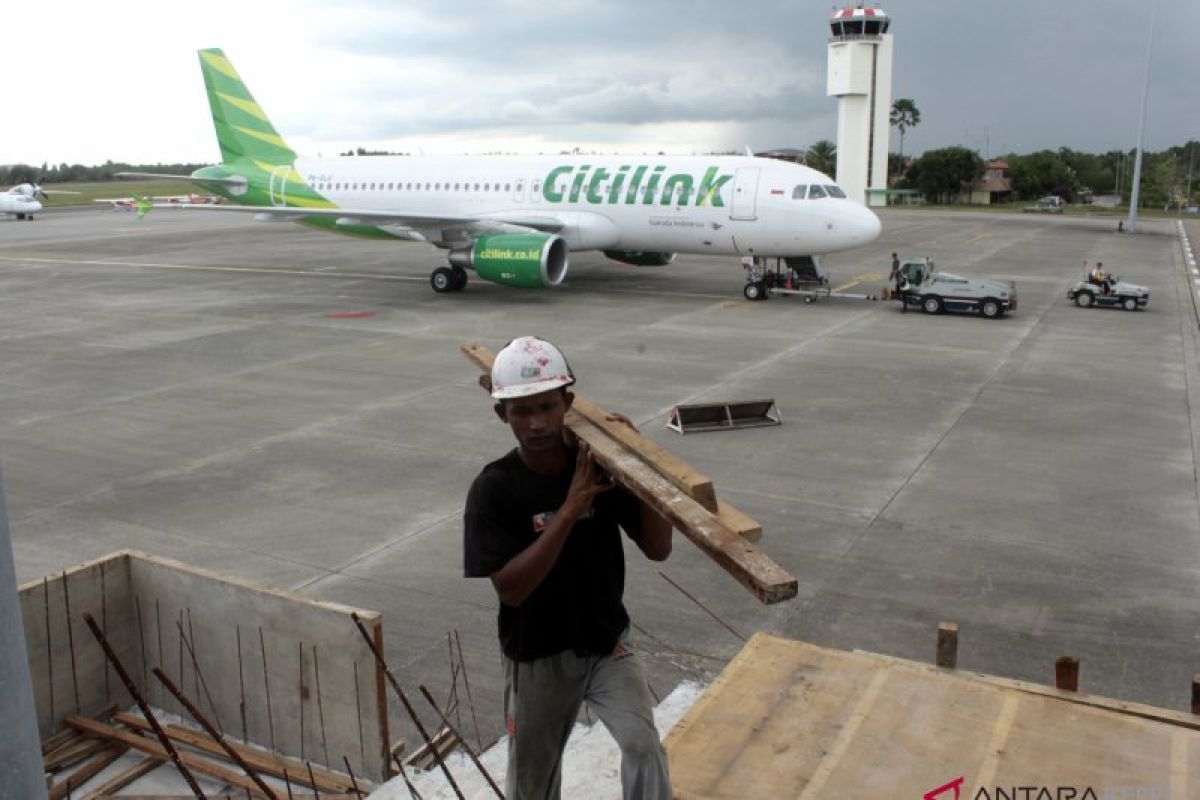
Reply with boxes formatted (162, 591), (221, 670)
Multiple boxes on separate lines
(809, 185), (828, 199)
(792, 185), (807, 199)
(825, 185), (846, 198)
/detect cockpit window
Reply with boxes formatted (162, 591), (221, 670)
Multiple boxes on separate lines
(792, 185), (807, 199)
(825, 185), (847, 199)
(808, 185), (828, 199)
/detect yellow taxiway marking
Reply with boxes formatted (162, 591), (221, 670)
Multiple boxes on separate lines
(964, 233), (992, 245)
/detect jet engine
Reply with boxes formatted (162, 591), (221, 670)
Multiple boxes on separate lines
(450, 233), (569, 288)
(603, 250), (676, 267)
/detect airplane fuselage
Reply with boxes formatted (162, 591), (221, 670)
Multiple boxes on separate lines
(0, 192), (42, 218)
(265, 155), (880, 257)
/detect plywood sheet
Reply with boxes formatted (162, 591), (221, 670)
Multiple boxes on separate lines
(666, 633), (1198, 799)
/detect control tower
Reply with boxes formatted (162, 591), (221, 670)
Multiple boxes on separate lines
(826, 4), (893, 207)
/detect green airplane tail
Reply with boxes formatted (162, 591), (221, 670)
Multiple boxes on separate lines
(197, 48), (296, 166)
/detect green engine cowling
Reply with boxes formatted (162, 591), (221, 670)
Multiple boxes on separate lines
(603, 250), (676, 267)
(450, 233), (568, 288)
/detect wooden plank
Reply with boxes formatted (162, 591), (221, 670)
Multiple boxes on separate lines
(571, 414), (796, 603)
(668, 634), (1200, 798)
(935, 622), (958, 668)
(462, 343), (794, 603)
(41, 727), (82, 757)
(80, 756), (164, 800)
(115, 712), (371, 794)
(49, 745), (128, 800)
(461, 342), (762, 541)
(43, 702), (120, 760)
(44, 736), (110, 772)
(569, 393), (718, 509)
(65, 716), (273, 798)
(404, 724), (457, 769)
(713, 503), (761, 543)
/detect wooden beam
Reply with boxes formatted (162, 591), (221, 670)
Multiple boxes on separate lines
(1055, 656), (1080, 692)
(44, 736), (110, 772)
(49, 745), (128, 800)
(935, 622), (958, 669)
(42, 703), (119, 758)
(571, 413), (796, 603)
(115, 713), (372, 795)
(65, 716), (273, 798)
(461, 342), (762, 541)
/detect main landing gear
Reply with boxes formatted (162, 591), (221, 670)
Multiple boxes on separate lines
(431, 265), (469, 293)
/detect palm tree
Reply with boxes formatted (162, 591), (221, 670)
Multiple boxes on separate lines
(806, 140), (837, 177)
(890, 99), (921, 165)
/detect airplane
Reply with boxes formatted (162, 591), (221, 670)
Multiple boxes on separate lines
(1, 182), (79, 220)
(118, 48), (881, 292)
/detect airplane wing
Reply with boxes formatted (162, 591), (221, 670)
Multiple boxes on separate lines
(154, 202), (566, 234)
(116, 171), (248, 187)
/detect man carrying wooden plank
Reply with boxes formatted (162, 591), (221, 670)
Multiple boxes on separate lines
(463, 336), (674, 800)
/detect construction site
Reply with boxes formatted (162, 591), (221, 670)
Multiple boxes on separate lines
(2, 207), (1199, 796)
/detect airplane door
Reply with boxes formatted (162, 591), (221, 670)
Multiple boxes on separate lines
(513, 178), (526, 203)
(730, 167), (759, 220)
(269, 165), (290, 206)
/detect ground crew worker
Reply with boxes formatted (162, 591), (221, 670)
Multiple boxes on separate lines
(1091, 261), (1112, 294)
(464, 336), (674, 799)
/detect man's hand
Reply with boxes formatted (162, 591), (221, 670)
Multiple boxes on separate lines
(605, 412), (640, 433)
(490, 441), (613, 607)
(561, 441), (615, 520)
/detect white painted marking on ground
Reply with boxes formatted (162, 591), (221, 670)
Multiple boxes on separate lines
(0, 254), (425, 281)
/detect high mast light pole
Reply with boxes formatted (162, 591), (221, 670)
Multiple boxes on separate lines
(1126, 0), (1158, 233)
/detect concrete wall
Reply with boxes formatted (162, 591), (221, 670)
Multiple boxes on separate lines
(20, 553), (137, 738)
(19, 550), (392, 781)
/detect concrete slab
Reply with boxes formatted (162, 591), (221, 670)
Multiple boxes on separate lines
(3, 206), (1198, 756)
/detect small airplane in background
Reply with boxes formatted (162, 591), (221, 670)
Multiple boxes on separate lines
(1, 182), (80, 220)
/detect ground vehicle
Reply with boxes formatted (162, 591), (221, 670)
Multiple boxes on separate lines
(896, 258), (1017, 318)
(742, 256), (830, 301)
(1067, 277), (1148, 310)
(1022, 196), (1065, 214)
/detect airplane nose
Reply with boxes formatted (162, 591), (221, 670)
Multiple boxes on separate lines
(855, 205), (882, 243)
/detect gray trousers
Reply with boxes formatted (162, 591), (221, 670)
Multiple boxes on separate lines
(503, 631), (672, 800)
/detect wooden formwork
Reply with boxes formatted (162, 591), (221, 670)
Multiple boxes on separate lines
(21, 550), (391, 787)
(666, 633), (1198, 799)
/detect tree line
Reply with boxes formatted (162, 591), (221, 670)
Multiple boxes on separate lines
(899, 144), (1198, 207)
(0, 161), (209, 186)
(802, 99), (1199, 208)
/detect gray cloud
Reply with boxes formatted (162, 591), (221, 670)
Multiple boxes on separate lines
(283, 0), (1199, 155)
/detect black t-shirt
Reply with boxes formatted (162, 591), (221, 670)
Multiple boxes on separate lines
(463, 448), (643, 662)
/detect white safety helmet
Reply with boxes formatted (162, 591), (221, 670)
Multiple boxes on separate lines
(490, 336), (575, 400)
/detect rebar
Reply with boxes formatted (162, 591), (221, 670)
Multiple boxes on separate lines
(152, 665), (278, 799)
(350, 612), (465, 799)
(82, 612), (204, 798)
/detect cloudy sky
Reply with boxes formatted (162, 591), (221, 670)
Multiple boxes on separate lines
(5, 0), (1196, 167)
